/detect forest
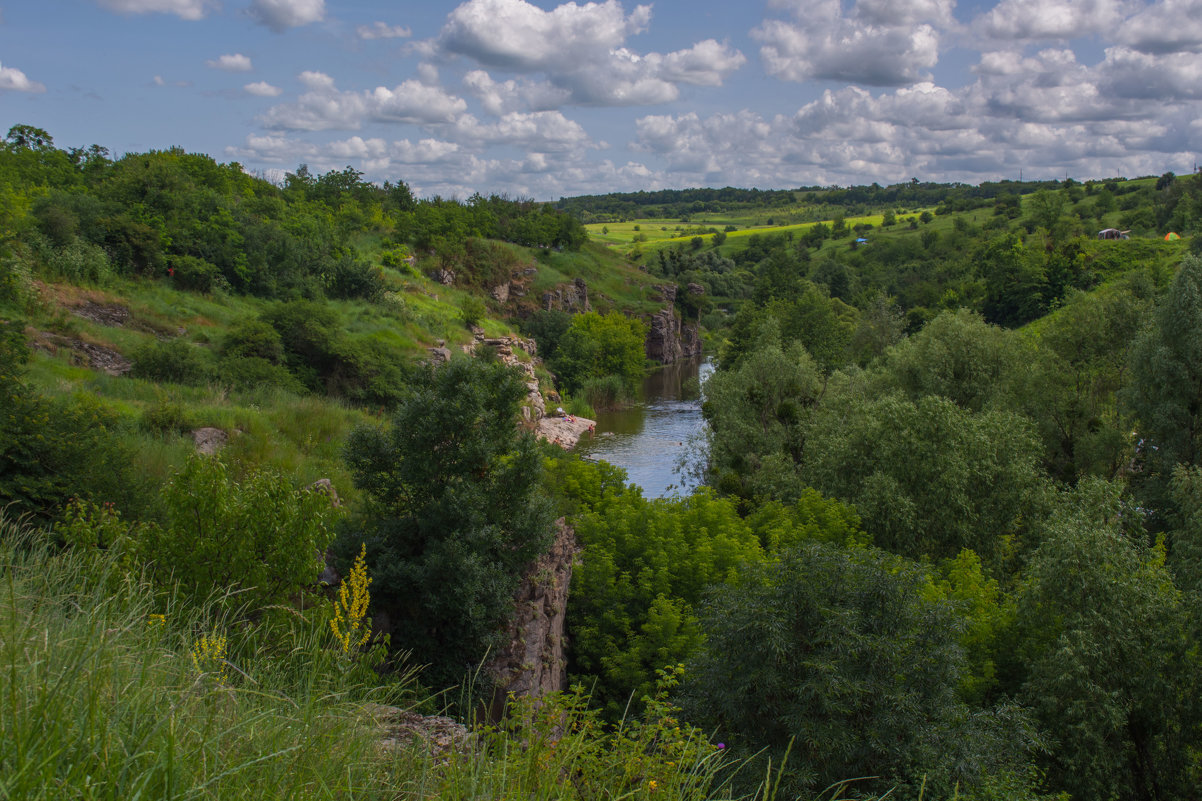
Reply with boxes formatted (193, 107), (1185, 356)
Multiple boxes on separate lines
(3, 122), (1202, 801)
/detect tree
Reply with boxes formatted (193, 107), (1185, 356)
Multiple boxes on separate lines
(1125, 255), (1202, 520)
(5, 124), (53, 151)
(550, 311), (647, 395)
(1013, 480), (1199, 800)
(338, 356), (554, 689)
(681, 542), (1043, 800)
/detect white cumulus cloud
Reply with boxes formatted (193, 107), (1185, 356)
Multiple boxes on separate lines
(96, 0), (215, 20)
(1118, 0), (1202, 54)
(976, 0), (1135, 41)
(754, 0), (950, 86)
(206, 53), (252, 71)
(437, 0), (742, 106)
(249, 0), (324, 32)
(0, 62), (45, 92)
(259, 75), (468, 130)
(356, 21), (411, 39)
(244, 81), (283, 96)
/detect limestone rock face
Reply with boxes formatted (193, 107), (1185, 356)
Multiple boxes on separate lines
(645, 307), (684, 364)
(542, 277), (590, 312)
(682, 321), (703, 359)
(490, 282), (510, 303)
(487, 518), (581, 700)
(686, 282), (705, 296)
(434, 268), (455, 286)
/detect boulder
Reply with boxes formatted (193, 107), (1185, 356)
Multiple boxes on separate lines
(192, 427), (228, 455)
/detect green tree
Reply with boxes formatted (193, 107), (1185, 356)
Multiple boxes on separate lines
(702, 323), (824, 502)
(551, 311), (647, 396)
(1125, 255), (1202, 519)
(802, 391), (1047, 566)
(338, 356), (554, 689)
(681, 542), (1043, 800)
(1013, 479), (1199, 801)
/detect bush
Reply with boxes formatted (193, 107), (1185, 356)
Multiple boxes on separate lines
(130, 338), (212, 385)
(138, 455), (337, 610)
(459, 295), (486, 328)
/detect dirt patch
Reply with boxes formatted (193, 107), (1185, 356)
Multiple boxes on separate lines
(72, 301), (130, 327)
(31, 331), (132, 376)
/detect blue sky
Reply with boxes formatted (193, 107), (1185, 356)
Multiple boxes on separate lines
(3, 0), (1201, 199)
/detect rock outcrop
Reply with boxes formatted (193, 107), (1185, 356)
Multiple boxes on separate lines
(487, 518), (581, 703)
(191, 427), (228, 455)
(542, 277), (590, 312)
(644, 283), (702, 364)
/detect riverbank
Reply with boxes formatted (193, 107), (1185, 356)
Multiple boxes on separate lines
(537, 415), (596, 449)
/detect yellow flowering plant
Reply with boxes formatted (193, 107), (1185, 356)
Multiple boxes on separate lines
(330, 543), (372, 654)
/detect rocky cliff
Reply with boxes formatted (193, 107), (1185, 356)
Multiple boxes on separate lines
(487, 518), (581, 705)
(644, 284), (702, 364)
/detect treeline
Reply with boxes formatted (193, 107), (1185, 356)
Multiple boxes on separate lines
(555, 178), (1087, 222)
(0, 124), (586, 302)
(651, 178), (1195, 336)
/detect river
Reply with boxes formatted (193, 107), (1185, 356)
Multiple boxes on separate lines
(574, 357), (713, 498)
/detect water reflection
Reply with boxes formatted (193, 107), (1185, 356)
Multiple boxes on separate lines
(575, 357), (712, 498)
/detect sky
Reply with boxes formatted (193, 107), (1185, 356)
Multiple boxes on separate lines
(3, 0), (1202, 199)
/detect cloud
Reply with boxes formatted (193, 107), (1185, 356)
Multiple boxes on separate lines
(206, 53), (252, 71)
(452, 110), (591, 150)
(462, 70), (570, 114)
(1118, 0), (1202, 54)
(258, 75), (468, 130)
(1098, 46), (1202, 100)
(248, 0), (324, 32)
(245, 80), (283, 96)
(976, 0), (1134, 41)
(440, 0), (649, 71)
(0, 62), (45, 93)
(96, 0), (215, 20)
(356, 21), (411, 39)
(437, 0), (743, 106)
(753, 0), (951, 86)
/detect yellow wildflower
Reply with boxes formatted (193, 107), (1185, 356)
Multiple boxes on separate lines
(330, 543), (372, 653)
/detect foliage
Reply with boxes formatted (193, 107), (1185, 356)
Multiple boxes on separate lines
(137, 454), (337, 610)
(551, 310), (648, 396)
(1125, 255), (1202, 520)
(338, 356), (554, 690)
(1012, 479), (1200, 801)
(0, 321), (145, 518)
(681, 541), (1044, 800)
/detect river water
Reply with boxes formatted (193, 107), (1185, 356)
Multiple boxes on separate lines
(574, 357), (713, 498)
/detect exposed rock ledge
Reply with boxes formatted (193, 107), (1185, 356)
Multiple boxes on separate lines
(536, 415), (596, 449)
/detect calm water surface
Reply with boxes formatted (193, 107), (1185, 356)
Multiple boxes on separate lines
(575, 357), (713, 498)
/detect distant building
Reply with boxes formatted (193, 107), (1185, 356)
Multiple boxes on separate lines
(1097, 228), (1130, 240)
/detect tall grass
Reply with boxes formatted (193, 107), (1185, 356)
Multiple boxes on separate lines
(0, 515), (391, 800)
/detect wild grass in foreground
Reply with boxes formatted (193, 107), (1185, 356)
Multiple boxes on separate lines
(0, 511), (886, 800)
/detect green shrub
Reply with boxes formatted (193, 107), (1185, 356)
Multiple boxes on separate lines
(130, 338), (212, 385)
(459, 294), (486, 328)
(169, 254), (225, 293)
(579, 374), (628, 410)
(218, 355), (307, 394)
(138, 454), (338, 610)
